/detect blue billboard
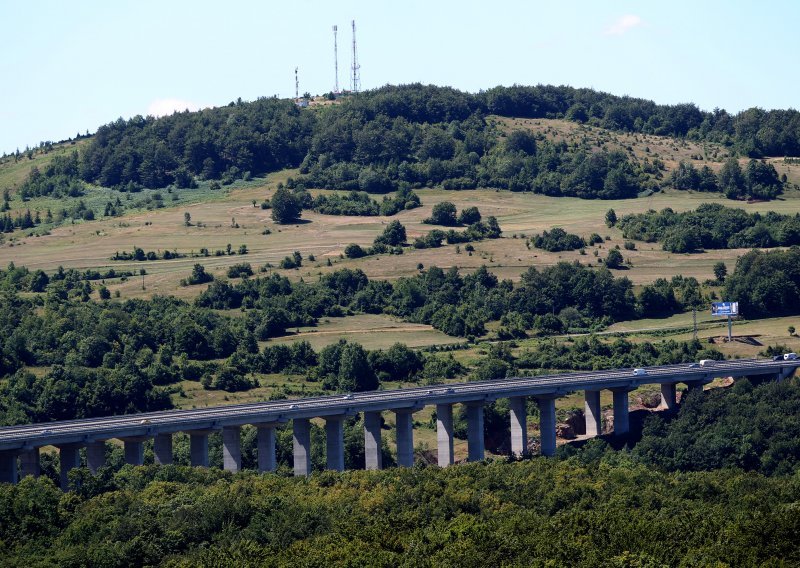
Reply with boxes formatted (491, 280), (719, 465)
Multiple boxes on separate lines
(711, 302), (739, 316)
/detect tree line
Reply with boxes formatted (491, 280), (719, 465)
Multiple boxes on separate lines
(617, 203), (800, 252)
(14, 84), (800, 203)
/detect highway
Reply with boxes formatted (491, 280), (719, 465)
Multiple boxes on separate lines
(1, 357), (797, 453)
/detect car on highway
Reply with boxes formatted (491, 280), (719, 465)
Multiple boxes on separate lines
(784, 353), (798, 361)
(688, 363), (700, 369)
(342, 394), (354, 400)
(773, 355), (784, 361)
(699, 360), (714, 367)
(632, 368), (647, 376)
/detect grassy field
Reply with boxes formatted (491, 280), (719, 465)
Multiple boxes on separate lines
(265, 313), (465, 351)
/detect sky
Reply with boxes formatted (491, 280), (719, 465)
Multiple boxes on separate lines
(1, 0), (799, 154)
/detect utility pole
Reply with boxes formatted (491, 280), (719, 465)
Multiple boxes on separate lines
(693, 307), (697, 341)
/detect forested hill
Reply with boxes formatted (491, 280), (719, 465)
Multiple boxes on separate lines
(12, 83), (800, 200)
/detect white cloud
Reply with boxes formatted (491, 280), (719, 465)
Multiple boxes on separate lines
(146, 98), (204, 117)
(604, 14), (643, 36)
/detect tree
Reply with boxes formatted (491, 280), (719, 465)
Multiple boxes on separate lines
(271, 187), (302, 224)
(458, 206), (481, 225)
(338, 343), (378, 392)
(186, 263), (213, 285)
(184, 212), (191, 226)
(719, 158), (747, 199)
(606, 248), (624, 269)
(374, 220), (406, 246)
(344, 243), (366, 258)
(605, 208), (617, 227)
(713, 262), (727, 282)
(788, 326), (796, 336)
(424, 201), (458, 226)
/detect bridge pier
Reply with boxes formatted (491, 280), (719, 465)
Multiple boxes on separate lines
(153, 434), (173, 465)
(256, 424), (277, 472)
(325, 416), (345, 472)
(660, 383), (678, 411)
(293, 418), (311, 476)
(222, 427), (241, 472)
(86, 441), (106, 473)
(584, 390), (602, 437)
(59, 443), (81, 491)
(189, 432), (209, 467)
(0, 451), (17, 484)
(612, 389), (631, 435)
(363, 412), (382, 471)
(537, 397), (557, 457)
(436, 404), (454, 466)
(466, 403), (485, 462)
(395, 410), (415, 467)
(123, 439), (145, 466)
(509, 396), (527, 457)
(19, 448), (40, 478)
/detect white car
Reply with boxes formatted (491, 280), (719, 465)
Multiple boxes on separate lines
(784, 353), (798, 361)
(699, 360), (714, 367)
(632, 368), (647, 376)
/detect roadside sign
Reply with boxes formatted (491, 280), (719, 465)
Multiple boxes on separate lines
(711, 302), (738, 317)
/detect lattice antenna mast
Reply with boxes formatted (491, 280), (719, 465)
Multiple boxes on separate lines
(295, 67), (299, 100)
(332, 25), (339, 93)
(351, 20), (361, 93)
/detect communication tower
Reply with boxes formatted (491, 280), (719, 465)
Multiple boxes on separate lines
(351, 20), (361, 93)
(332, 25), (339, 94)
(295, 67), (299, 100)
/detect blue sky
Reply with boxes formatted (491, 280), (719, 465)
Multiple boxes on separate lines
(1, 0), (798, 155)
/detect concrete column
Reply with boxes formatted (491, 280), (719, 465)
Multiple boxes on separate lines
(222, 427), (242, 472)
(19, 448), (40, 478)
(660, 383), (677, 411)
(256, 425), (277, 472)
(293, 418), (311, 477)
(0, 451), (17, 484)
(509, 396), (528, 457)
(325, 417), (345, 472)
(363, 412), (382, 471)
(466, 403), (485, 462)
(395, 410), (414, 467)
(612, 389), (630, 435)
(538, 397), (557, 457)
(124, 440), (144, 466)
(86, 441), (106, 474)
(153, 434), (173, 465)
(436, 403), (454, 467)
(59, 444), (81, 491)
(190, 433), (209, 467)
(584, 390), (602, 437)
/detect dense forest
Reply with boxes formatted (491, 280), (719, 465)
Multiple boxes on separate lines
(11, 84), (800, 203)
(1, 378), (799, 566)
(618, 203), (800, 252)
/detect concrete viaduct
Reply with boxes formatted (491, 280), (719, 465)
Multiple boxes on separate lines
(1, 358), (796, 490)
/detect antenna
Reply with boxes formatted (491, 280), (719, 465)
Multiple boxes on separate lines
(332, 25), (339, 94)
(351, 20), (361, 93)
(295, 67), (299, 100)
